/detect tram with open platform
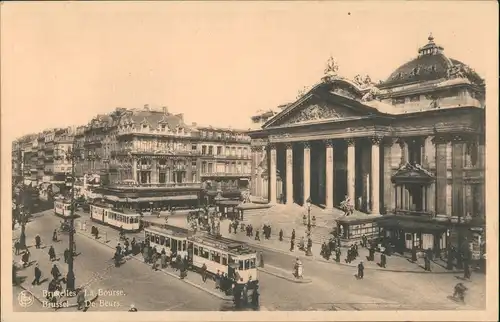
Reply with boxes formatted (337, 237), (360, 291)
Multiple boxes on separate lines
(90, 202), (141, 232)
(54, 199), (72, 218)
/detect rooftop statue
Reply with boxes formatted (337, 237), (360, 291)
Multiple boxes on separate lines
(324, 56), (339, 78)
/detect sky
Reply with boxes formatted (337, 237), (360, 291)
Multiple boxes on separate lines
(1, 1), (498, 140)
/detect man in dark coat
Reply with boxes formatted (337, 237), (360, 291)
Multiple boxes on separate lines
(411, 247), (417, 262)
(48, 246), (56, 261)
(259, 251), (264, 268)
(51, 264), (61, 280)
(279, 229), (284, 241)
(32, 263), (42, 285)
(291, 229), (296, 241)
(201, 263), (208, 282)
(22, 250), (31, 267)
(35, 235), (42, 249)
(463, 261), (471, 279)
(424, 254), (431, 271)
(368, 246), (375, 261)
(64, 248), (70, 264)
(357, 261), (364, 279)
(255, 230), (260, 241)
(52, 229), (58, 242)
(335, 247), (341, 262)
(290, 239), (295, 251)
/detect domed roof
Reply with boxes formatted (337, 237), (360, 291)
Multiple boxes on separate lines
(380, 34), (483, 88)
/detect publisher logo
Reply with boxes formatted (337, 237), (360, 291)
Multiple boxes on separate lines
(18, 290), (34, 308)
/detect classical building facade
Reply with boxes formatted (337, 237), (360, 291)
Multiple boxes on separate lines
(249, 35), (485, 252)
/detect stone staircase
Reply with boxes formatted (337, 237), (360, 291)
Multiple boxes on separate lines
(240, 203), (338, 244)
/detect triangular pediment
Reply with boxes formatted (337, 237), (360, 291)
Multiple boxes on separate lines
(263, 81), (378, 128)
(391, 162), (435, 183)
(264, 95), (365, 128)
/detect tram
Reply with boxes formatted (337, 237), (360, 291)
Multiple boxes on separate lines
(143, 226), (258, 283)
(90, 202), (141, 232)
(144, 225), (189, 259)
(189, 235), (257, 283)
(54, 200), (72, 218)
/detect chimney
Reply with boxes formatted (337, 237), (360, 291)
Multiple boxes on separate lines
(144, 104), (150, 111)
(162, 106), (168, 115)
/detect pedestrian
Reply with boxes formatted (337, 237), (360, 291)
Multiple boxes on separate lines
(48, 245), (56, 261)
(160, 250), (167, 269)
(255, 230), (260, 241)
(64, 248), (70, 264)
(361, 234), (367, 248)
(368, 246), (375, 261)
(52, 229), (58, 242)
(201, 263), (208, 282)
(35, 234), (41, 249)
(251, 281), (260, 309)
(77, 288), (86, 310)
(228, 221), (232, 234)
(464, 261), (471, 279)
(95, 227), (99, 239)
(152, 252), (158, 270)
(116, 243), (122, 256)
(51, 264), (61, 280)
(32, 263), (42, 285)
(124, 239), (130, 255)
(335, 247), (341, 262)
(22, 250), (30, 267)
(290, 239), (295, 251)
(142, 245), (149, 263)
(131, 238), (136, 254)
(411, 247), (417, 262)
(73, 241), (77, 255)
(291, 229), (296, 241)
(14, 240), (21, 255)
(357, 261), (364, 279)
(354, 242), (359, 257)
(279, 229), (283, 241)
(424, 254), (431, 271)
(380, 252), (387, 268)
(215, 270), (221, 290)
(259, 251), (264, 268)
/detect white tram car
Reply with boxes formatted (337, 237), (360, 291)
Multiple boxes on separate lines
(143, 226), (258, 283)
(90, 203), (141, 232)
(144, 226), (189, 259)
(54, 200), (72, 218)
(189, 235), (257, 283)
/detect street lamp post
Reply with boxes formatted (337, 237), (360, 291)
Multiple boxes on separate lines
(305, 197), (313, 256)
(57, 140), (78, 292)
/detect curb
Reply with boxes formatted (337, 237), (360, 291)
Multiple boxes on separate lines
(76, 230), (232, 301)
(227, 237), (464, 275)
(258, 268), (312, 284)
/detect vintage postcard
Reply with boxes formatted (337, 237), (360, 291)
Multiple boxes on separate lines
(1, 1), (498, 322)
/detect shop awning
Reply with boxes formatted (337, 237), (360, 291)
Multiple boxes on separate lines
(378, 218), (448, 233)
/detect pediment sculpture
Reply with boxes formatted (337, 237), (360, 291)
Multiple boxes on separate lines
(361, 86), (381, 102)
(285, 103), (343, 124)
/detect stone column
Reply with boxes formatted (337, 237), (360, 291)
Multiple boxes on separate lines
(346, 138), (356, 203)
(382, 139), (395, 213)
(269, 144), (277, 204)
(433, 135), (448, 215)
(285, 143), (294, 204)
(251, 147), (257, 196)
(325, 139), (334, 210)
(132, 158), (137, 182)
(451, 135), (465, 219)
(303, 142), (311, 203)
(371, 136), (382, 214)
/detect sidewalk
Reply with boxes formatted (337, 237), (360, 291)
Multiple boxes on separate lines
(74, 217), (233, 301)
(12, 239), (99, 311)
(219, 220), (465, 274)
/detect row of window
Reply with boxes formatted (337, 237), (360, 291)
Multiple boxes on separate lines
(193, 245), (256, 270)
(146, 233), (188, 251)
(201, 145), (250, 157)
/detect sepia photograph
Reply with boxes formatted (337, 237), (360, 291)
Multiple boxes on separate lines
(1, 1), (498, 321)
